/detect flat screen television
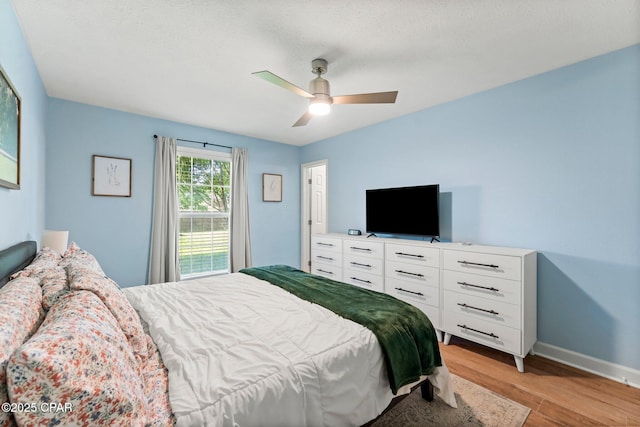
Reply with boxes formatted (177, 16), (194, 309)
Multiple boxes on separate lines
(366, 184), (440, 238)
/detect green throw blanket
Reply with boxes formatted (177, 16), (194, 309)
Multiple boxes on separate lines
(240, 265), (442, 394)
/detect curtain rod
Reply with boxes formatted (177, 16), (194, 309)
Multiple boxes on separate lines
(153, 134), (232, 150)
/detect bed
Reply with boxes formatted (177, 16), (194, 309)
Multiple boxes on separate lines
(0, 240), (455, 426)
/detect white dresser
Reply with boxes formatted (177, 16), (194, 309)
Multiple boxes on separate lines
(441, 246), (537, 372)
(310, 233), (537, 372)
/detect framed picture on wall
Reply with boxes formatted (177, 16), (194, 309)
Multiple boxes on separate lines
(92, 155), (132, 197)
(0, 65), (22, 190)
(262, 173), (282, 202)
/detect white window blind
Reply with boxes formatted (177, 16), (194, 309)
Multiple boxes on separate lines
(176, 146), (231, 277)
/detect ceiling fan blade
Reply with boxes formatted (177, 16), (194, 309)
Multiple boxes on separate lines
(252, 70), (314, 98)
(293, 111), (313, 127)
(332, 91), (398, 105)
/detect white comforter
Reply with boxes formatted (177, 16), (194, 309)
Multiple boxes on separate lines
(124, 273), (455, 427)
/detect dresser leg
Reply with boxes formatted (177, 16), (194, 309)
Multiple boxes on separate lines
(435, 330), (443, 343)
(443, 332), (452, 345)
(514, 356), (524, 373)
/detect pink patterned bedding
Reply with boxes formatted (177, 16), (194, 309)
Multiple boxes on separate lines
(0, 277), (45, 427)
(1, 243), (174, 427)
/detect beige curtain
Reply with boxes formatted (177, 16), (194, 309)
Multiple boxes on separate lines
(148, 135), (180, 284)
(230, 147), (252, 272)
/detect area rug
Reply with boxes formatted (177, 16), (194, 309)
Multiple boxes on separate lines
(369, 374), (530, 427)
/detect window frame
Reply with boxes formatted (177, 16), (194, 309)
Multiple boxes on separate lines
(176, 146), (232, 279)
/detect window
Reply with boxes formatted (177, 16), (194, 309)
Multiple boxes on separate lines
(176, 147), (231, 277)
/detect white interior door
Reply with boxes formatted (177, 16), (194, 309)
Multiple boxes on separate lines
(300, 160), (328, 272)
(310, 164), (327, 235)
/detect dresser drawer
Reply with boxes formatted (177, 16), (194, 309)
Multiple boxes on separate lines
(444, 290), (520, 329)
(443, 310), (521, 355)
(312, 248), (342, 267)
(444, 250), (521, 281)
(385, 261), (439, 287)
(344, 254), (383, 275)
(343, 239), (384, 259)
(311, 263), (342, 281)
(311, 235), (342, 253)
(444, 270), (521, 306)
(391, 297), (440, 330)
(343, 269), (384, 292)
(385, 243), (439, 268)
(386, 278), (439, 308)
(416, 303), (440, 330)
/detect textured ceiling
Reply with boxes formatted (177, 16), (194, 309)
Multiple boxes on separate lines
(10, 0), (640, 146)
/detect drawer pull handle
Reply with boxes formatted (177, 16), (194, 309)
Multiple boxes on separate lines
(350, 261), (372, 268)
(351, 277), (372, 284)
(350, 246), (372, 252)
(317, 269), (333, 275)
(457, 324), (499, 339)
(395, 287), (424, 297)
(317, 255), (334, 261)
(457, 260), (499, 269)
(458, 281), (500, 292)
(395, 252), (424, 259)
(316, 242), (334, 247)
(457, 303), (499, 315)
(395, 269), (424, 278)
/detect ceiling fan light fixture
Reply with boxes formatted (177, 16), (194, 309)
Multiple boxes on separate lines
(309, 100), (331, 116)
(309, 94), (332, 116)
(253, 57), (397, 127)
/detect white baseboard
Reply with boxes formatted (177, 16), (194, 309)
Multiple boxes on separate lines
(534, 342), (640, 389)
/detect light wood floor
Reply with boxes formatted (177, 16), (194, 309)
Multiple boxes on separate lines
(440, 337), (640, 426)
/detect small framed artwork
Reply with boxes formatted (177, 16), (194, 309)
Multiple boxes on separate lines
(262, 173), (282, 202)
(92, 155), (132, 197)
(0, 65), (22, 190)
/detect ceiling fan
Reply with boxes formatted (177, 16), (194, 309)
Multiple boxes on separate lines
(252, 58), (398, 127)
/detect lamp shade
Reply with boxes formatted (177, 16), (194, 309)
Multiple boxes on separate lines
(41, 230), (69, 254)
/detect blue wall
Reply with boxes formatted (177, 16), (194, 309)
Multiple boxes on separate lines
(301, 45), (640, 371)
(46, 99), (301, 286)
(0, 0), (48, 249)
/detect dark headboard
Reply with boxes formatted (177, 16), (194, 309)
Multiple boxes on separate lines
(0, 241), (37, 288)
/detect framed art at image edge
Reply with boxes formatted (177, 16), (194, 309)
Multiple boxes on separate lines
(92, 155), (132, 197)
(0, 65), (21, 190)
(263, 173), (282, 202)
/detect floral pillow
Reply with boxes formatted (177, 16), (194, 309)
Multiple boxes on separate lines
(67, 265), (148, 363)
(6, 290), (149, 426)
(59, 241), (104, 275)
(10, 246), (62, 280)
(0, 277), (44, 427)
